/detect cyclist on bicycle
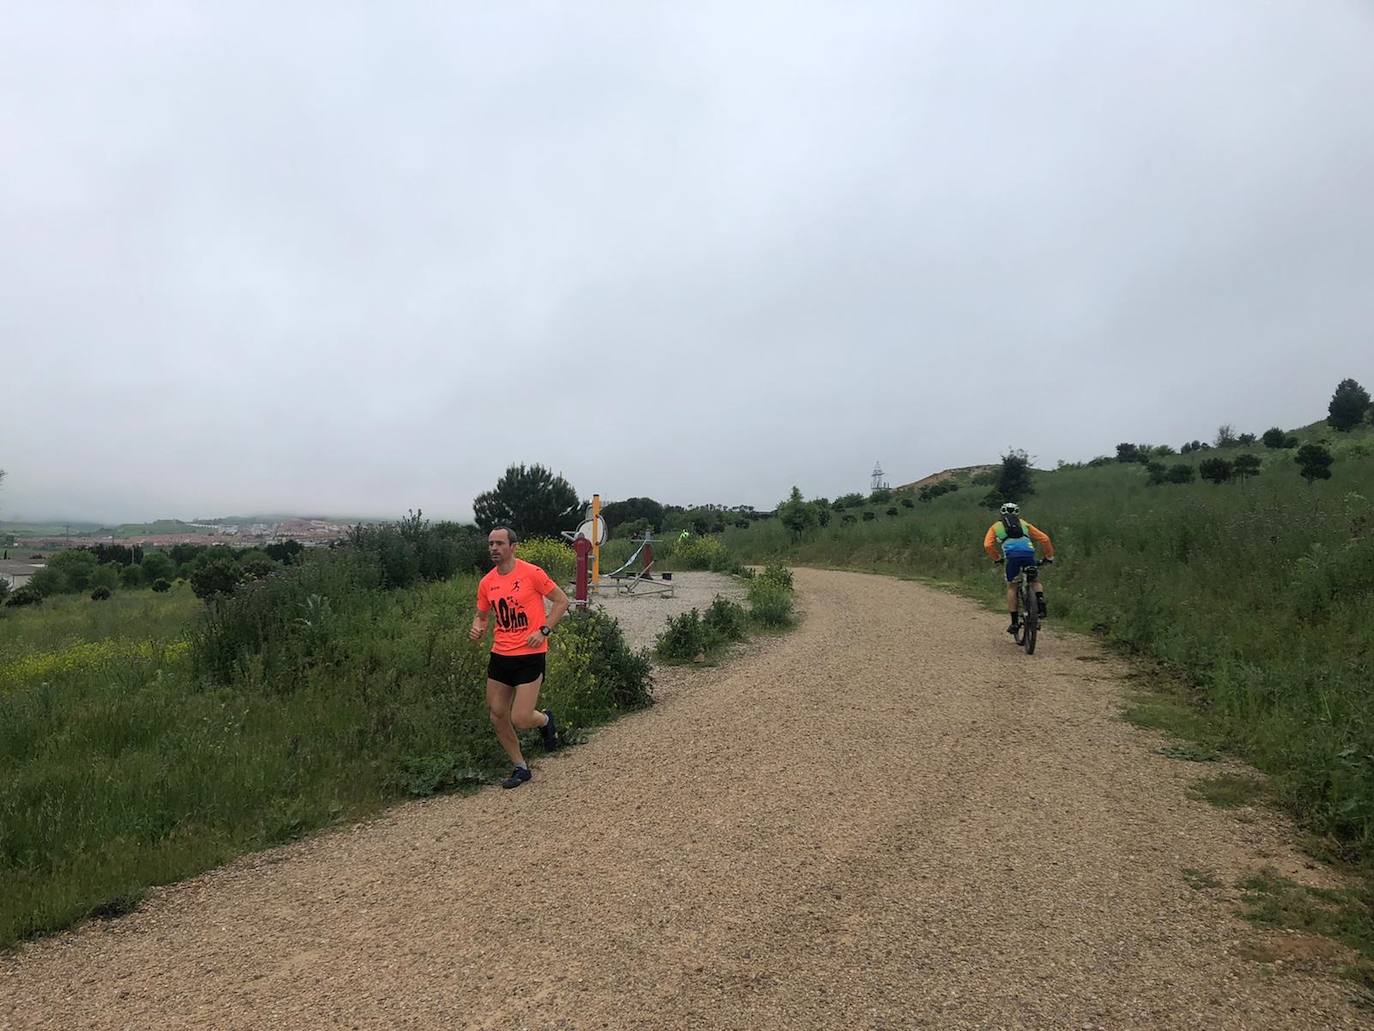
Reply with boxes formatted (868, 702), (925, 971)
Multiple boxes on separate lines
(983, 502), (1055, 636)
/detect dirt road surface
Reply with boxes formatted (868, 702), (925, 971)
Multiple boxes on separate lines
(1, 569), (1364, 1029)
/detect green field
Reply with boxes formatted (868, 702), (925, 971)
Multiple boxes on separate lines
(0, 547), (652, 948)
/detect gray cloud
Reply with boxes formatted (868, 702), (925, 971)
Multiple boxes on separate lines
(3, 2), (1372, 522)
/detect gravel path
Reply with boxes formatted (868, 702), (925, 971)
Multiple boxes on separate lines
(1, 569), (1364, 1029)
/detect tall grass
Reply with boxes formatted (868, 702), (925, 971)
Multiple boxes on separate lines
(725, 443), (1374, 863)
(0, 557), (650, 948)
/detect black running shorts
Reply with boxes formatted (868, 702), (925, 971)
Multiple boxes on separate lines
(487, 652), (546, 688)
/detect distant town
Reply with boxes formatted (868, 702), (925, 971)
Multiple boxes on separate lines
(1, 517), (355, 551)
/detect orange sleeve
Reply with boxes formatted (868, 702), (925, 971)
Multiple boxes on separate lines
(983, 523), (1001, 559)
(476, 579), (490, 613)
(1025, 521), (1055, 558)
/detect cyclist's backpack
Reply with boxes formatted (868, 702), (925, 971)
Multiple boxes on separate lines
(1001, 514), (1025, 539)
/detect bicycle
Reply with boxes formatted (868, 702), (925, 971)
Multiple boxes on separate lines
(1007, 556), (1053, 655)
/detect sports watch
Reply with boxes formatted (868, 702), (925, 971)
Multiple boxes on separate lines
(539, 625), (552, 637)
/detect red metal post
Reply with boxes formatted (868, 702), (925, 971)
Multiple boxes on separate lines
(573, 536), (593, 606)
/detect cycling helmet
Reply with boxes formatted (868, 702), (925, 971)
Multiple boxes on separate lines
(1000, 502), (1020, 516)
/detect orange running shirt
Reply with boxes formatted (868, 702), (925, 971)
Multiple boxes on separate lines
(477, 559), (557, 656)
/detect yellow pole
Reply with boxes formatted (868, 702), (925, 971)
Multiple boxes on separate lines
(592, 494), (601, 586)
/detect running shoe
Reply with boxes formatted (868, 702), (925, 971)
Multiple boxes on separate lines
(541, 709), (559, 752)
(501, 766), (532, 789)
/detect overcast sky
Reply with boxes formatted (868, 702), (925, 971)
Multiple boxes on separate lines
(3, 2), (1372, 523)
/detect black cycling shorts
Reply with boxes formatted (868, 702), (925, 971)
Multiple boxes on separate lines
(487, 651), (546, 688)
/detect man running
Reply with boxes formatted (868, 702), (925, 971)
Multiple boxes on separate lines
(982, 502), (1055, 637)
(469, 526), (571, 789)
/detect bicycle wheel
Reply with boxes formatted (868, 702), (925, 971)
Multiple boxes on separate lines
(1020, 578), (1038, 655)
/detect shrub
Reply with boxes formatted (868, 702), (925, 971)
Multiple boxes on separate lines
(673, 534), (738, 572)
(90, 586), (112, 601)
(777, 487), (817, 540)
(1215, 424), (1238, 448)
(1296, 443), (1334, 484)
(996, 449), (1034, 500)
(1237, 433), (1257, 447)
(841, 514), (857, 525)
(517, 537), (575, 585)
(747, 578), (794, 628)
(886, 507), (899, 517)
(900, 497), (914, 508)
(1145, 461), (1168, 486)
(557, 608), (653, 709)
(979, 490), (1005, 510)
(1167, 464), (1196, 484)
(759, 564), (794, 590)
(654, 609), (716, 663)
(1233, 454), (1261, 481)
(151, 577), (172, 593)
(5, 584), (43, 607)
(862, 511), (876, 521)
(191, 557), (244, 601)
(703, 595), (749, 642)
(1262, 427), (1297, 449)
(119, 564), (146, 588)
(1198, 458), (1234, 485)
(189, 553), (380, 684)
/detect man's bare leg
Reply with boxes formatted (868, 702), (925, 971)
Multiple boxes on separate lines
(486, 680), (524, 766)
(510, 678), (550, 732)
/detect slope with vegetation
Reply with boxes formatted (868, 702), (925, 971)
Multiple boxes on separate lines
(723, 380), (1374, 875)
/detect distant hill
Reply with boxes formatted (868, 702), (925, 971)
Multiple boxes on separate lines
(896, 465), (999, 493)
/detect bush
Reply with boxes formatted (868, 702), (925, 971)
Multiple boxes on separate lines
(1198, 458), (1234, 485)
(886, 507), (899, 517)
(980, 490), (1005, 510)
(758, 564), (794, 590)
(1233, 454), (1261, 480)
(673, 534), (740, 573)
(556, 608), (653, 709)
(1166, 464), (1196, 484)
(997, 449), (1034, 500)
(191, 557), (244, 601)
(517, 537), (575, 585)
(90, 586), (112, 601)
(151, 578), (172, 593)
(747, 578), (794, 628)
(1296, 443), (1334, 484)
(703, 595), (749, 642)
(900, 497), (914, 508)
(1145, 461), (1168, 486)
(862, 511), (876, 521)
(189, 553), (380, 684)
(654, 609), (716, 663)
(5, 584), (43, 607)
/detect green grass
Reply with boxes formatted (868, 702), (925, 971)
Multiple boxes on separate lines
(722, 426), (1374, 865)
(0, 583), (199, 659)
(1239, 869), (1374, 989)
(0, 567), (650, 949)
(1189, 774), (1267, 809)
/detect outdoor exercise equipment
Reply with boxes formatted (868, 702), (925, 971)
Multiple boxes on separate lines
(603, 530), (675, 598)
(563, 494), (608, 608)
(563, 494), (675, 602)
